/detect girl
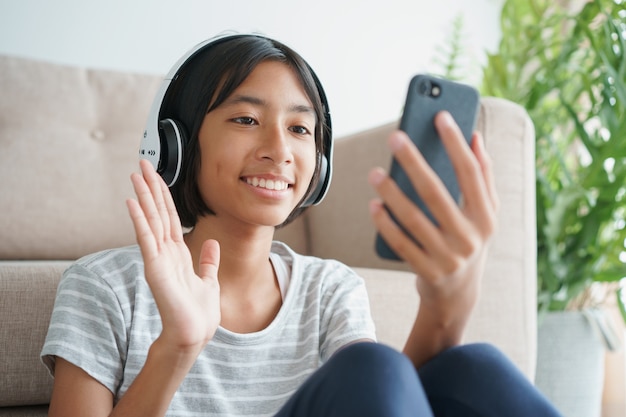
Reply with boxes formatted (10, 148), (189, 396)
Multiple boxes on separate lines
(42, 34), (561, 417)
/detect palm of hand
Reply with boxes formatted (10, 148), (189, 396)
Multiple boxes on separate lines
(127, 160), (221, 353)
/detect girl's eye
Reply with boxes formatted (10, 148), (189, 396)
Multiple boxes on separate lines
(232, 117), (257, 125)
(290, 125), (311, 135)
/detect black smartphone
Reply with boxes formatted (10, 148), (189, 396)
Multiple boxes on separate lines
(375, 74), (480, 261)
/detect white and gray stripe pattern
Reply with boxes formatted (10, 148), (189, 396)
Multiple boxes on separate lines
(41, 242), (376, 416)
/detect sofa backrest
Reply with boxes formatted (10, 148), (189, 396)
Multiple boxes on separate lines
(0, 55), (162, 260)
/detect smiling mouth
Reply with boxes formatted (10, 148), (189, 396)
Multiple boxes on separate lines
(245, 177), (290, 191)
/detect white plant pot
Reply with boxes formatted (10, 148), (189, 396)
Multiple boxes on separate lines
(535, 310), (606, 417)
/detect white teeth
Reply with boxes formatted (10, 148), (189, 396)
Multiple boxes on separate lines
(246, 177), (288, 191)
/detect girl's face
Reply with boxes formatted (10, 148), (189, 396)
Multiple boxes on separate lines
(196, 60), (317, 229)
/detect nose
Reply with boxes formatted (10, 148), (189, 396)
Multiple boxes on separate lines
(256, 123), (293, 165)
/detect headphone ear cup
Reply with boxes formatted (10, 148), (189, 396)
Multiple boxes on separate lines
(157, 118), (187, 186)
(303, 153), (329, 207)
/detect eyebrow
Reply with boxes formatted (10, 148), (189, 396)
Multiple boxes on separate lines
(223, 94), (316, 116)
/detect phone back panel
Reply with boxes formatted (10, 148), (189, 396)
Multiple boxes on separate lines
(375, 74), (479, 260)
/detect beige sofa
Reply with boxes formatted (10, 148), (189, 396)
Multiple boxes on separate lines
(0, 54), (537, 416)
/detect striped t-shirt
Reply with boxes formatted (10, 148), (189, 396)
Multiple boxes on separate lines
(41, 241), (376, 416)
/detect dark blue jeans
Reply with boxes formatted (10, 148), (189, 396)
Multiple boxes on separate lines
(276, 342), (562, 417)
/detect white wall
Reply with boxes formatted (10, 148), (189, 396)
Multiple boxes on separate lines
(0, 0), (503, 137)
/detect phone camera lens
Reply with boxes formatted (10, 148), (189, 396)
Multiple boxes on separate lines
(418, 80), (432, 96)
(417, 80), (441, 98)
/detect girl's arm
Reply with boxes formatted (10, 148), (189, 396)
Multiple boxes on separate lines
(49, 160), (221, 416)
(49, 340), (198, 417)
(368, 111), (499, 368)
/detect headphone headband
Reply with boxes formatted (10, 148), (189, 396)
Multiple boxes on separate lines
(139, 34), (333, 206)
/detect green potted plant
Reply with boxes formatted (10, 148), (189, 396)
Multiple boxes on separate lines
(480, 0), (625, 415)
(482, 0), (626, 319)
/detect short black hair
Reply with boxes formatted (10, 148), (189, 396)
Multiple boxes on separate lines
(160, 35), (328, 228)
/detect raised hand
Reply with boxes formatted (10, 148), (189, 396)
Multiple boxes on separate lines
(126, 159), (221, 355)
(368, 111), (499, 361)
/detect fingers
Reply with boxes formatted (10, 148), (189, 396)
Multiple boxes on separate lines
(143, 159), (171, 239)
(126, 196), (157, 258)
(199, 239), (221, 282)
(368, 129), (463, 259)
(158, 165), (185, 241)
(387, 128), (465, 234)
(368, 196), (434, 275)
(471, 132), (500, 215)
(368, 158), (445, 249)
(369, 111), (499, 270)
(127, 160), (184, 250)
(432, 112), (497, 238)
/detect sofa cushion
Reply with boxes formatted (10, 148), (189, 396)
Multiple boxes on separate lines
(0, 55), (162, 260)
(0, 261), (69, 407)
(355, 267), (417, 349)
